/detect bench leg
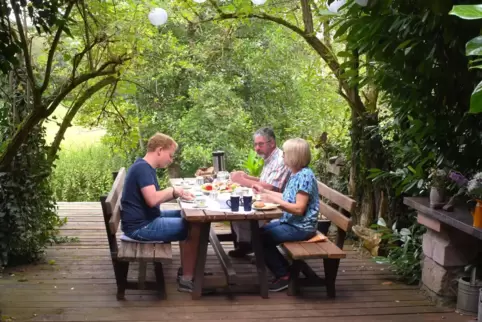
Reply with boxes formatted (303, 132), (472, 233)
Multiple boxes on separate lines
(138, 262), (147, 290)
(300, 261), (319, 281)
(115, 261), (129, 300)
(288, 260), (303, 296)
(154, 262), (167, 300)
(323, 258), (340, 298)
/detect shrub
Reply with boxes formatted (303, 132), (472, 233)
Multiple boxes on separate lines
(50, 144), (125, 201)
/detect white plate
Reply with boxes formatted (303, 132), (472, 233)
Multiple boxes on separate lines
(252, 203), (279, 210)
(193, 205), (208, 209)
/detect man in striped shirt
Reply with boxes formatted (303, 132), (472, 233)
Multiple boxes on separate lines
(229, 127), (291, 258)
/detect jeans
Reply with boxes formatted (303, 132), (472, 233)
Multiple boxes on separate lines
(261, 221), (315, 278)
(126, 209), (188, 242)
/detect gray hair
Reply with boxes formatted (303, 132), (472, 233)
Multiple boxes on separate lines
(253, 127), (276, 142)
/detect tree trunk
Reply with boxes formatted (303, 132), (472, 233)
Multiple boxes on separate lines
(0, 110), (44, 171)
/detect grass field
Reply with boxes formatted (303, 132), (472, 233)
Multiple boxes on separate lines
(44, 106), (105, 149)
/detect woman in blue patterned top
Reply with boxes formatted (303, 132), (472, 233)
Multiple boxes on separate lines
(253, 138), (320, 292)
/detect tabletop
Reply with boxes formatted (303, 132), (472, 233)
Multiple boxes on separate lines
(169, 178), (283, 223)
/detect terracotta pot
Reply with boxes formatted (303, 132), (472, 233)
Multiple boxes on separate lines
(472, 200), (482, 229)
(430, 186), (445, 209)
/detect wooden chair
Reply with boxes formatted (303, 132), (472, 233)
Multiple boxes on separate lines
(281, 180), (356, 298)
(99, 167), (172, 300)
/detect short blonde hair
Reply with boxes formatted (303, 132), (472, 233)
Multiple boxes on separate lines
(147, 132), (177, 152)
(282, 138), (311, 170)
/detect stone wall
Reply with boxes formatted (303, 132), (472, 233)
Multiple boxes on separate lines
(418, 213), (480, 306)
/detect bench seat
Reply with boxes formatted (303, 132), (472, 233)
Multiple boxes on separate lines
(118, 241), (173, 263)
(281, 239), (346, 260)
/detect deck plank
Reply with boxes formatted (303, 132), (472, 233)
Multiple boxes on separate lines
(0, 202), (462, 322)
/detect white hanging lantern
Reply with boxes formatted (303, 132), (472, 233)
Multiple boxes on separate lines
(193, 0), (206, 3)
(327, 0), (346, 13)
(355, 0), (368, 6)
(252, 0), (267, 5)
(148, 8), (168, 26)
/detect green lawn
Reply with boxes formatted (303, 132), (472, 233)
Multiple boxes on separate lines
(44, 106), (105, 149)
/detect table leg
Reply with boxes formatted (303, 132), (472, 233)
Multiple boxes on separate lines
(250, 219), (268, 298)
(192, 222), (211, 300)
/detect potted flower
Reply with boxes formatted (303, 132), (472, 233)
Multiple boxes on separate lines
(467, 172), (482, 228)
(428, 168), (448, 209)
(444, 170), (469, 211)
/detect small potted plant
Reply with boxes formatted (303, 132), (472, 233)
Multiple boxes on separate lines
(428, 168), (448, 209)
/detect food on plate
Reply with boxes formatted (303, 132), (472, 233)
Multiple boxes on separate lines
(201, 181), (239, 192)
(253, 201), (265, 208)
(201, 183), (213, 191)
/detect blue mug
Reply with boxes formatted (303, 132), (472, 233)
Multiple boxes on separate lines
(243, 195), (253, 211)
(226, 195), (240, 212)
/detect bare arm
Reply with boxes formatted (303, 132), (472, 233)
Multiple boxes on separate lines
(141, 185), (186, 208)
(231, 171), (279, 191)
(261, 191), (309, 216)
(253, 184), (308, 216)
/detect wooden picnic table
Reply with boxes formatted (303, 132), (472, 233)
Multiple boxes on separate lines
(170, 178), (282, 300)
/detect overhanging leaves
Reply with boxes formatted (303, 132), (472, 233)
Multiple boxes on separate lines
(470, 80), (482, 114)
(449, 5), (482, 20)
(466, 36), (482, 56)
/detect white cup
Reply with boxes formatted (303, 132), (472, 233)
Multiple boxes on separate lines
(195, 197), (207, 208)
(217, 193), (231, 209)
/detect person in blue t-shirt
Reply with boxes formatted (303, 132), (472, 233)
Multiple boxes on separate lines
(121, 132), (200, 293)
(253, 138), (320, 292)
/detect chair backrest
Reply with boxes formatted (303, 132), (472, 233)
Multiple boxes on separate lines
(317, 180), (356, 250)
(317, 180), (355, 232)
(105, 167), (126, 236)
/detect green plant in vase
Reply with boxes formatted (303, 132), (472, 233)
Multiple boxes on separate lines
(239, 150), (264, 177)
(428, 168), (448, 209)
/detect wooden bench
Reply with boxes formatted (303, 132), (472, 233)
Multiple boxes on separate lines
(100, 167), (172, 300)
(281, 180), (355, 298)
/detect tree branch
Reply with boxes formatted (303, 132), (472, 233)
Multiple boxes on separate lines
(78, 0), (94, 70)
(209, 13), (342, 82)
(300, 0), (313, 34)
(40, 0), (75, 94)
(110, 98), (130, 129)
(71, 36), (107, 79)
(47, 76), (118, 164)
(45, 56), (130, 116)
(10, 0), (35, 91)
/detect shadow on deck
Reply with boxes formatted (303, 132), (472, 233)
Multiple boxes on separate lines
(0, 202), (470, 322)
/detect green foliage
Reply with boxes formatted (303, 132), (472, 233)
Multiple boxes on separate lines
(340, 0), (482, 200)
(75, 15), (350, 180)
(238, 150), (264, 177)
(0, 72), (67, 267)
(372, 217), (426, 285)
(50, 144), (126, 201)
(0, 119), (62, 266)
(336, 0), (482, 283)
(0, 0), (65, 73)
(450, 4), (482, 113)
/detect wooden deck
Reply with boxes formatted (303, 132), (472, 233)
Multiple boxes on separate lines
(0, 202), (470, 322)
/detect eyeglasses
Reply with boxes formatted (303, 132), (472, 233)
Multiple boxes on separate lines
(254, 140), (271, 147)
